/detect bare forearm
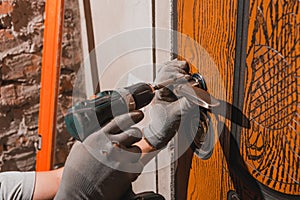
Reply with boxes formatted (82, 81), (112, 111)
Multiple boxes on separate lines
(134, 138), (159, 165)
(33, 167), (64, 200)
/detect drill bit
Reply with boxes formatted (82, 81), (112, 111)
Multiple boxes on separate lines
(152, 75), (190, 90)
(152, 75), (220, 109)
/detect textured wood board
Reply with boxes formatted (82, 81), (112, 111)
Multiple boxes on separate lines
(176, 0), (237, 199)
(242, 0), (300, 195)
(176, 0), (300, 199)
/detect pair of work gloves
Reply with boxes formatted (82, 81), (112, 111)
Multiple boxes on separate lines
(55, 60), (196, 200)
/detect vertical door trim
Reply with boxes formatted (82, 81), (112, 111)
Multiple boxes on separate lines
(152, 0), (157, 80)
(171, 1), (178, 199)
(82, 0), (100, 94)
(151, 0), (159, 194)
(228, 0), (266, 199)
(231, 0), (250, 145)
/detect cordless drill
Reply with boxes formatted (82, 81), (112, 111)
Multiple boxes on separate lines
(65, 82), (156, 141)
(65, 73), (219, 141)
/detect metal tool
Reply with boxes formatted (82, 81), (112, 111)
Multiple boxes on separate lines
(65, 73), (219, 141)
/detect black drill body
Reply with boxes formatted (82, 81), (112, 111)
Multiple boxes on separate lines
(65, 83), (155, 141)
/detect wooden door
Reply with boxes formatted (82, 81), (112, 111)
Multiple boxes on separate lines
(175, 0), (299, 199)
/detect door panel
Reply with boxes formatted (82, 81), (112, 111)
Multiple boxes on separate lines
(243, 0), (300, 195)
(176, 0), (300, 199)
(176, 0), (238, 199)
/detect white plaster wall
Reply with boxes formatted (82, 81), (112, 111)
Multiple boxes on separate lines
(79, 0), (172, 197)
(90, 0), (153, 90)
(89, 0), (156, 194)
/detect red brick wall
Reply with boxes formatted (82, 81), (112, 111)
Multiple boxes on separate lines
(0, 0), (83, 171)
(54, 0), (84, 168)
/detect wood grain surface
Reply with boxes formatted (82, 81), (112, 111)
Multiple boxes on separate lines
(176, 0), (237, 199)
(176, 0), (299, 199)
(243, 0), (300, 195)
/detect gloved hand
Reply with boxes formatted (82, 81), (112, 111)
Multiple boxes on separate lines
(144, 60), (197, 149)
(55, 111), (144, 200)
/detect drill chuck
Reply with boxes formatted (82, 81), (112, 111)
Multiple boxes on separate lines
(125, 82), (155, 109)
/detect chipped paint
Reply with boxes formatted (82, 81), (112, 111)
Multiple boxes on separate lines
(0, 2), (13, 15)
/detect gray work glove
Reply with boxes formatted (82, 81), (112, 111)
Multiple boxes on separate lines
(55, 111), (144, 200)
(144, 60), (196, 149)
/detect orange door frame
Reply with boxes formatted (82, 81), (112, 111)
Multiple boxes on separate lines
(36, 0), (65, 171)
